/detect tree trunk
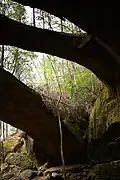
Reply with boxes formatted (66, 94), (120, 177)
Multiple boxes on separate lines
(33, 8), (36, 27)
(2, 122), (5, 140)
(6, 123), (8, 138)
(1, 45), (4, 68)
(0, 121), (2, 139)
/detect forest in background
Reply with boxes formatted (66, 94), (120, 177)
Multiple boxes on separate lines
(0, 0), (103, 139)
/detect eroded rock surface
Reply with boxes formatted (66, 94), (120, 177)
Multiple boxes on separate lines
(0, 69), (88, 165)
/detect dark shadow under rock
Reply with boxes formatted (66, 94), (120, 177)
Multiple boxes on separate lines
(89, 122), (120, 163)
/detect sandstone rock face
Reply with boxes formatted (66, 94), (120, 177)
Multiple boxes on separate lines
(88, 122), (120, 163)
(0, 69), (88, 165)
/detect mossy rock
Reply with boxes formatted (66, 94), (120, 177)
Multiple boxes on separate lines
(3, 133), (26, 154)
(89, 87), (120, 141)
(1, 163), (10, 174)
(1, 163), (22, 176)
(5, 153), (36, 170)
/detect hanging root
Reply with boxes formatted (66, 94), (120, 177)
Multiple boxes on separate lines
(58, 110), (67, 180)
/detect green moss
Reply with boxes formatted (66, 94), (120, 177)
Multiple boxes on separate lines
(2, 134), (37, 168)
(3, 133), (26, 153)
(89, 87), (120, 141)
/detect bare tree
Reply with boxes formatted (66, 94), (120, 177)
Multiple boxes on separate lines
(6, 123), (8, 138)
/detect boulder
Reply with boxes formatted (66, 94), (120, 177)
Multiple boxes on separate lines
(17, 169), (37, 180)
(1, 163), (9, 174)
(5, 153), (35, 170)
(85, 160), (120, 180)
